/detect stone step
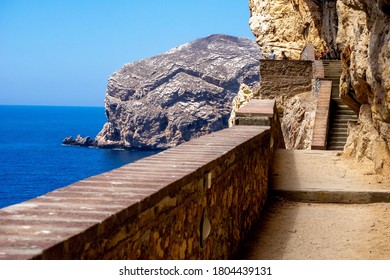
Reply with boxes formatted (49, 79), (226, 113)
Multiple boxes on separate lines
(330, 121), (348, 127)
(326, 77), (341, 79)
(328, 140), (347, 144)
(324, 70), (342, 72)
(329, 138), (348, 143)
(323, 65), (342, 68)
(323, 66), (342, 69)
(324, 73), (341, 77)
(330, 126), (348, 131)
(336, 113), (356, 118)
(330, 127), (348, 133)
(332, 119), (356, 124)
(324, 72), (342, 75)
(271, 149), (390, 203)
(338, 108), (355, 113)
(324, 67), (342, 70)
(328, 138), (348, 144)
(331, 125), (348, 131)
(330, 131), (348, 137)
(239, 149), (390, 260)
(327, 139), (346, 144)
(327, 145), (347, 150)
(331, 120), (353, 125)
(337, 109), (356, 114)
(333, 114), (357, 120)
(327, 140), (346, 145)
(324, 71), (342, 74)
(325, 76), (341, 79)
(328, 132), (347, 137)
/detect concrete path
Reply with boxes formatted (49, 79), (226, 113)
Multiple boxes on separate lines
(272, 149), (390, 203)
(236, 149), (390, 260)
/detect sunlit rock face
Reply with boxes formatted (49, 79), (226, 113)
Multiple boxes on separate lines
(95, 34), (261, 149)
(337, 0), (390, 173)
(249, 0), (338, 59)
(249, 0), (390, 173)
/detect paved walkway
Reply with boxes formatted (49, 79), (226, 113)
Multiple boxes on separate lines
(236, 149), (390, 260)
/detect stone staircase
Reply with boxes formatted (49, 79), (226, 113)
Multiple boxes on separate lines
(323, 60), (358, 150)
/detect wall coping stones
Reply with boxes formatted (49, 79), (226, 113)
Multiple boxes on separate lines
(312, 80), (332, 150)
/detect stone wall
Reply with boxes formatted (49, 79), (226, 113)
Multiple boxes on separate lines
(259, 60), (316, 149)
(0, 115), (275, 259)
(300, 44), (316, 61)
(259, 60), (313, 99)
(235, 99), (285, 151)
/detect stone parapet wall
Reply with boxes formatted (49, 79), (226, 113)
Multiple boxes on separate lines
(300, 44), (316, 61)
(0, 124), (274, 259)
(235, 99), (285, 151)
(260, 60), (313, 98)
(311, 80), (332, 150)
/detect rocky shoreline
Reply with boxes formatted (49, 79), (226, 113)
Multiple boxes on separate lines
(62, 134), (163, 151)
(62, 135), (97, 147)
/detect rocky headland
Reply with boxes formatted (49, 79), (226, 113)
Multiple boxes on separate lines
(64, 34), (261, 149)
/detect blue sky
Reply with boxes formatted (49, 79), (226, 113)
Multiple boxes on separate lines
(0, 0), (255, 106)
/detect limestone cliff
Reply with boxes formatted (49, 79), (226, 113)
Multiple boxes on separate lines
(249, 0), (338, 59)
(249, 0), (390, 173)
(337, 0), (390, 173)
(93, 34), (260, 149)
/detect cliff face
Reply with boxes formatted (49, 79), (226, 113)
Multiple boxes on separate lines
(249, 0), (390, 173)
(95, 34), (260, 149)
(337, 0), (390, 172)
(249, 0), (338, 59)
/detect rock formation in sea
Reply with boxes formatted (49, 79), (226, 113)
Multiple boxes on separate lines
(63, 135), (96, 147)
(249, 0), (390, 173)
(89, 34), (260, 150)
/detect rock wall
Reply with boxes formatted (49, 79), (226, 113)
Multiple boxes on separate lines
(249, 0), (338, 59)
(249, 0), (390, 173)
(337, 0), (390, 173)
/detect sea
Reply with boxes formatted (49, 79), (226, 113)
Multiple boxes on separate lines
(0, 105), (158, 209)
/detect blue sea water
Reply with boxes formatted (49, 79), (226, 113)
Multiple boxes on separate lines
(0, 105), (158, 209)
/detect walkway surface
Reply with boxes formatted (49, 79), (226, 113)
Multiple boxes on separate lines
(236, 149), (390, 260)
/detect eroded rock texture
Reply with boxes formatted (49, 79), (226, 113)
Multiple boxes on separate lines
(249, 0), (338, 59)
(337, 0), (390, 173)
(250, 0), (390, 173)
(95, 34), (260, 149)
